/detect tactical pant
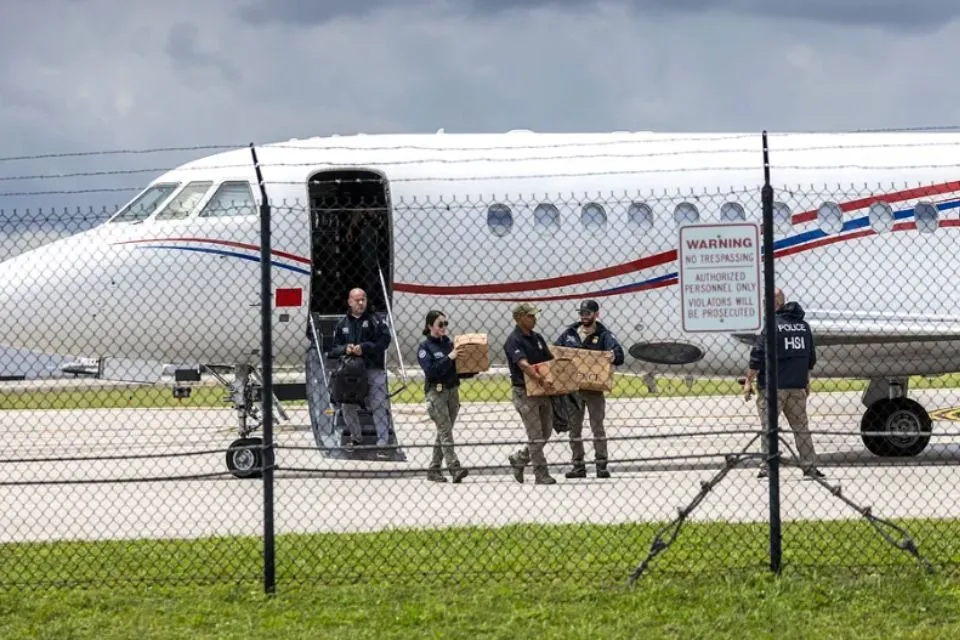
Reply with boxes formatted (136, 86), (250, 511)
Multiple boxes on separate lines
(568, 390), (608, 467)
(426, 386), (461, 471)
(511, 386), (554, 479)
(342, 369), (391, 445)
(756, 387), (817, 469)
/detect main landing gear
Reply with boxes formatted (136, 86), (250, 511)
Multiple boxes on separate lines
(202, 364), (287, 479)
(859, 378), (932, 457)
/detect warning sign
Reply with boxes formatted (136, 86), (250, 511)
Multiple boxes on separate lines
(678, 223), (761, 332)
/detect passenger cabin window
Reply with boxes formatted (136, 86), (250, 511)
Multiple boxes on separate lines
(533, 203), (560, 229)
(627, 202), (653, 231)
(155, 181), (213, 220)
(869, 201), (894, 233)
(773, 201), (792, 234)
(720, 202), (745, 222)
(581, 202), (607, 228)
(674, 202), (699, 225)
(200, 181), (257, 217)
(487, 204), (513, 236)
(914, 202), (938, 233)
(817, 202), (843, 234)
(109, 183), (179, 223)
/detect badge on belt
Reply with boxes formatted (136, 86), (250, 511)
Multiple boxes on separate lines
(435, 383), (443, 392)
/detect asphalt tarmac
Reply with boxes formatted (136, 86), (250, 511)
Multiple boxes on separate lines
(2, 386), (959, 543)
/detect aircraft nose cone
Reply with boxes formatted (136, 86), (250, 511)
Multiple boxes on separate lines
(0, 234), (106, 355)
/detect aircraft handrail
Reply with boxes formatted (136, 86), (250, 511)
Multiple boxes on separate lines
(308, 313), (331, 397)
(378, 263), (408, 399)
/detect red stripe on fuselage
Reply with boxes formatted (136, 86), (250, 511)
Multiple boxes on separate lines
(772, 219), (960, 258)
(392, 250), (677, 295)
(790, 181), (960, 225)
(114, 237), (312, 265)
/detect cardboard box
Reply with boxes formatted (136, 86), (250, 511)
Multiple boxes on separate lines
(454, 333), (490, 374)
(524, 357), (580, 397)
(552, 346), (614, 392)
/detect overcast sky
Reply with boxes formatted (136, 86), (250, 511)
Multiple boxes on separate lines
(2, 0), (960, 217)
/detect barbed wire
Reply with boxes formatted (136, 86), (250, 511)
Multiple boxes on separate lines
(9, 166), (960, 200)
(4, 130), (960, 170)
(0, 144), (238, 164)
(11, 126), (960, 165)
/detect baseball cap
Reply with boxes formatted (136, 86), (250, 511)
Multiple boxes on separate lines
(512, 302), (540, 317)
(579, 300), (599, 314)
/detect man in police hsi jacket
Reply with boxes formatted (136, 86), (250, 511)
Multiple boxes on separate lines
(743, 288), (824, 480)
(555, 300), (625, 479)
(328, 288), (393, 458)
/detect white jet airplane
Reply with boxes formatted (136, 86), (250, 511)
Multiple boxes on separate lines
(2, 129), (959, 477)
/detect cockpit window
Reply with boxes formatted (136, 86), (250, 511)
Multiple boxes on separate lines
(199, 181), (257, 217)
(154, 181), (214, 220)
(108, 183), (179, 223)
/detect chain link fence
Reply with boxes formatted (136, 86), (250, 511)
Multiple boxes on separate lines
(0, 132), (958, 591)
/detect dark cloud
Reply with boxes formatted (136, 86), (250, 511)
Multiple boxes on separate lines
(165, 22), (239, 83)
(2, 0), (960, 219)
(236, 0), (960, 31)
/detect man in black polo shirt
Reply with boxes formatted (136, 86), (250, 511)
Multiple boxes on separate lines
(504, 302), (557, 485)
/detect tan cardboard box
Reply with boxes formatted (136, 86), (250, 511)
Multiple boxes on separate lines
(552, 345), (614, 392)
(524, 357), (580, 397)
(454, 333), (490, 374)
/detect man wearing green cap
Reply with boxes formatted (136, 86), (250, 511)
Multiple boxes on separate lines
(504, 302), (558, 485)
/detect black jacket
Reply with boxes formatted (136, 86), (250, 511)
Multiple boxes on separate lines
(417, 335), (476, 393)
(327, 311), (391, 370)
(749, 302), (816, 389)
(554, 321), (626, 365)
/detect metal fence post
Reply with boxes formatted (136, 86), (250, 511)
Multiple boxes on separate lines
(250, 143), (276, 595)
(760, 130), (782, 574)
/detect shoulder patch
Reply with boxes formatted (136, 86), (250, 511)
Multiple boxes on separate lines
(418, 349), (427, 359)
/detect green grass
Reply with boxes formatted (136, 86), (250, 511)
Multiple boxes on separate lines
(6, 373), (960, 411)
(2, 520), (960, 638)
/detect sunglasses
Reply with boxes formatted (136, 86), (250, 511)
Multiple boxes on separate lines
(436, 320), (448, 327)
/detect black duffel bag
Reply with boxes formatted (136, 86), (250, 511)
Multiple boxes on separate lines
(329, 355), (369, 405)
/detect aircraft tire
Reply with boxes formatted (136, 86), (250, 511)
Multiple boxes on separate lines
(226, 437), (265, 479)
(860, 398), (931, 458)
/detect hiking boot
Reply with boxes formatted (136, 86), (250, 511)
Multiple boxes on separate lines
(596, 466), (611, 479)
(451, 467), (469, 484)
(508, 454), (524, 483)
(535, 475), (557, 485)
(426, 470), (446, 483)
(565, 466), (587, 479)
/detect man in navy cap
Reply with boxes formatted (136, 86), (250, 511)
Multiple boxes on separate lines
(555, 299), (624, 478)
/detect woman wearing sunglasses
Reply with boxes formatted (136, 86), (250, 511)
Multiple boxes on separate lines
(417, 310), (474, 483)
